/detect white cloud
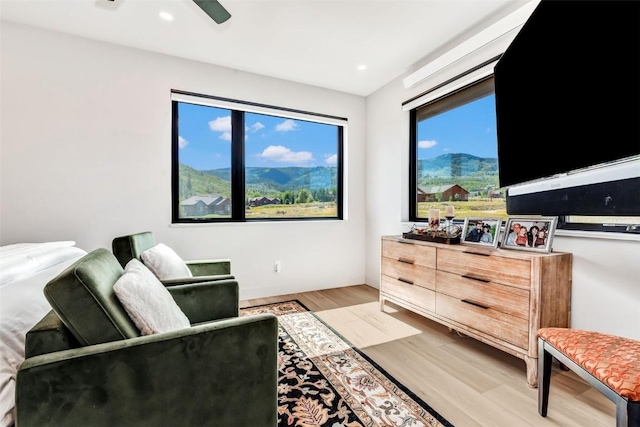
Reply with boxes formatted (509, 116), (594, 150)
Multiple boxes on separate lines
(178, 136), (188, 149)
(325, 154), (337, 165)
(248, 122), (265, 133)
(257, 145), (313, 164)
(418, 140), (437, 149)
(209, 116), (231, 132)
(275, 119), (298, 132)
(220, 131), (231, 141)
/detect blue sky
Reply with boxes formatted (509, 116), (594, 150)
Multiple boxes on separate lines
(177, 103), (338, 170)
(417, 94), (497, 160)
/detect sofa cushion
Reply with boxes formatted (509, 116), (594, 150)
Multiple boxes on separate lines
(140, 243), (193, 280)
(114, 259), (191, 335)
(43, 248), (140, 346)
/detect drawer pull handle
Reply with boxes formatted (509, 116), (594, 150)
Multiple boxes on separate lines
(463, 250), (491, 257)
(398, 258), (415, 265)
(398, 278), (414, 285)
(462, 274), (490, 283)
(462, 299), (489, 310)
(398, 240), (414, 245)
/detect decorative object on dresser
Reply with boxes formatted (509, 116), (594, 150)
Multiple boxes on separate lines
(443, 205), (458, 237)
(379, 235), (572, 387)
(461, 216), (501, 249)
(501, 216), (558, 253)
(402, 224), (461, 245)
(428, 208), (441, 230)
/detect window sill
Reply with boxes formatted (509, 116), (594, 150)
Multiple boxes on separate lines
(170, 218), (346, 227)
(554, 229), (640, 242)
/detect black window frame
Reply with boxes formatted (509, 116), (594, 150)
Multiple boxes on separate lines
(407, 78), (640, 234)
(409, 76), (500, 224)
(171, 90), (345, 224)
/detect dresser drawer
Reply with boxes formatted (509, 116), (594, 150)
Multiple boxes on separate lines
(436, 248), (531, 289)
(436, 293), (529, 349)
(382, 239), (436, 268)
(381, 275), (435, 312)
(381, 257), (436, 290)
(436, 270), (529, 321)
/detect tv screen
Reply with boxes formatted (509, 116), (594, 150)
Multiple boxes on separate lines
(494, 0), (640, 189)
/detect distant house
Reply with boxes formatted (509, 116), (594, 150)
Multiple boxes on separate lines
(417, 184), (469, 202)
(180, 195), (231, 216)
(488, 190), (504, 199)
(249, 196), (281, 207)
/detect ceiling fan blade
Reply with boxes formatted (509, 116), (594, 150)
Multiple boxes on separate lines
(192, 0), (231, 24)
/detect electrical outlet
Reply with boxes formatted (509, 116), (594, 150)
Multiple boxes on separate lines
(274, 260), (281, 273)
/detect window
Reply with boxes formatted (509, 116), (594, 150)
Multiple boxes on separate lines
(171, 91), (344, 223)
(408, 77), (640, 233)
(409, 77), (506, 223)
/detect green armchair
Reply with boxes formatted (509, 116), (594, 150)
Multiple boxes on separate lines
(15, 248), (278, 427)
(112, 231), (233, 285)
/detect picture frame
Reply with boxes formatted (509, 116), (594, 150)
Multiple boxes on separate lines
(461, 217), (501, 249)
(501, 216), (558, 253)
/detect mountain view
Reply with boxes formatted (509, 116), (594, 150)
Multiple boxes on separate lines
(177, 163), (337, 202)
(418, 153), (499, 194)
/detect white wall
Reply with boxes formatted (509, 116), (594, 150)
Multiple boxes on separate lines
(364, 61), (640, 341)
(0, 22), (367, 299)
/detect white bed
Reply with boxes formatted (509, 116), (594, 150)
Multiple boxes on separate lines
(0, 242), (87, 427)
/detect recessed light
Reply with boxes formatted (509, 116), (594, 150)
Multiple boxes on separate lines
(357, 64), (367, 71)
(159, 11), (174, 21)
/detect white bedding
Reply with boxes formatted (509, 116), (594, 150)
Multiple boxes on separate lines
(0, 241), (77, 286)
(0, 243), (87, 427)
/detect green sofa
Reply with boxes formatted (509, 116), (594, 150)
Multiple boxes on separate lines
(15, 248), (278, 427)
(112, 231), (234, 285)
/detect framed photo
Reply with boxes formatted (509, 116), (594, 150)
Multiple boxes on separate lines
(501, 216), (558, 253)
(461, 217), (501, 249)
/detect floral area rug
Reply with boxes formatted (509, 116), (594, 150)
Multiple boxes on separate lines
(240, 300), (454, 427)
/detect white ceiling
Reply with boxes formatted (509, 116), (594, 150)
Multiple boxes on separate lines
(0, 0), (530, 96)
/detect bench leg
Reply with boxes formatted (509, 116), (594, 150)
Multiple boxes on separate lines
(620, 399), (640, 427)
(538, 339), (552, 417)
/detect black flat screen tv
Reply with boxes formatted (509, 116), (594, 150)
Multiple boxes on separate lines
(494, 0), (640, 215)
(494, 0), (640, 216)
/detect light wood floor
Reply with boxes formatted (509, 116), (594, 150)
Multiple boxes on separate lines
(240, 284), (616, 427)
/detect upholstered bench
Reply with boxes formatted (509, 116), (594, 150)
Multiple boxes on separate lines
(538, 327), (640, 427)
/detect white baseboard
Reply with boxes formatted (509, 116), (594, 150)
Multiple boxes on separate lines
(239, 281), (371, 301)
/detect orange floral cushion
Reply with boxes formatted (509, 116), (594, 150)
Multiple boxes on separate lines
(538, 328), (640, 401)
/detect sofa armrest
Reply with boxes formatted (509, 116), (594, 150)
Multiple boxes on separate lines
(25, 310), (81, 358)
(186, 259), (231, 276)
(167, 279), (239, 323)
(160, 274), (235, 287)
(16, 314), (278, 427)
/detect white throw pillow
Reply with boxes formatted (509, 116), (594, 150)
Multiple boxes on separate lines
(113, 259), (191, 335)
(140, 243), (193, 280)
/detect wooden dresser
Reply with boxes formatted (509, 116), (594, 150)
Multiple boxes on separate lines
(380, 235), (572, 387)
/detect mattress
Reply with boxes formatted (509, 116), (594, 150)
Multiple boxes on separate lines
(0, 242), (87, 427)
